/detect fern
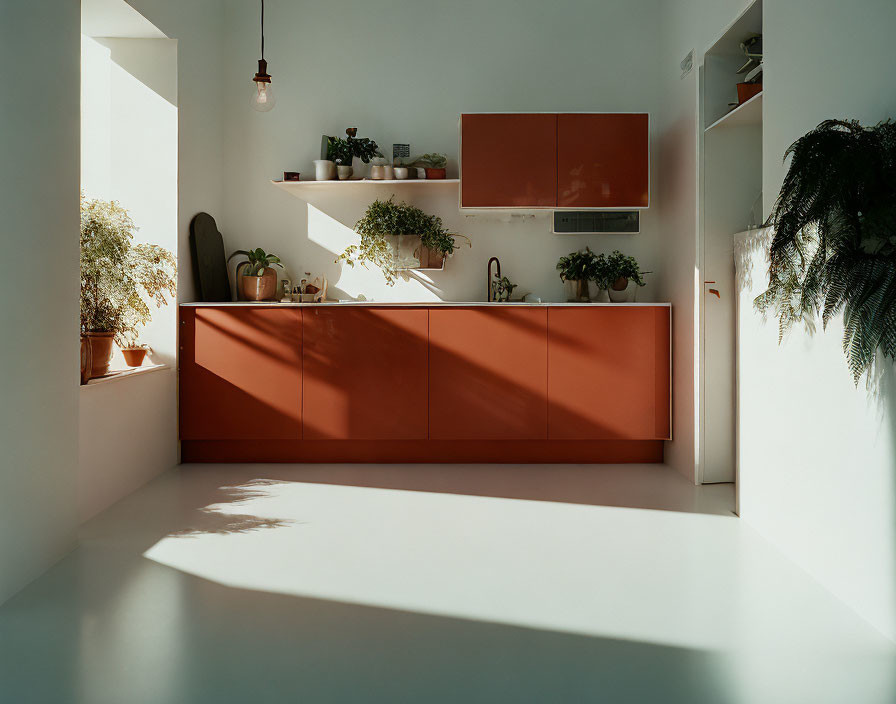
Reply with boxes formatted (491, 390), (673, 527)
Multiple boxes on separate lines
(756, 119), (896, 383)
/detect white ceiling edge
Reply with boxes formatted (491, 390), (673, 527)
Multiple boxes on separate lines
(81, 0), (167, 39)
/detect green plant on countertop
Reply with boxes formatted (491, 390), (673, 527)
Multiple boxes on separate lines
(605, 250), (647, 289)
(228, 247), (283, 276)
(338, 198), (468, 285)
(412, 153), (448, 169)
(80, 194), (177, 346)
(327, 128), (381, 165)
(491, 275), (518, 302)
(556, 247), (597, 282)
(755, 119), (896, 383)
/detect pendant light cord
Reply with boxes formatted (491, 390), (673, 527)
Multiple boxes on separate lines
(261, 0), (265, 60)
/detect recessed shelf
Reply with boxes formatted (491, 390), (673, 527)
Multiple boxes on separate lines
(705, 92), (762, 132)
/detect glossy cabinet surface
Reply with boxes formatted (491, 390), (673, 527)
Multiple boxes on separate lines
(461, 113), (557, 208)
(179, 306), (302, 440)
(557, 113), (649, 208)
(302, 307), (429, 440)
(547, 306), (670, 440)
(429, 307), (548, 439)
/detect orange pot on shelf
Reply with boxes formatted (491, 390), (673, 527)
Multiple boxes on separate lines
(121, 347), (148, 367)
(240, 267), (278, 301)
(424, 167), (447, 179)
(80, 336), (93, 384)
(736, 82), (762, 104)
(84, 332), (115, 378)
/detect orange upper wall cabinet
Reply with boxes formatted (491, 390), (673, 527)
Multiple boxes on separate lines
(460, 113), (649, 209)
(429, 307), (548, 440)
(302, 307), (428, 440)
(461, 113), (557, 208)
(548, 306), (670, 440)
(557, 113), (649, 208)
(179, 306), (302, 440)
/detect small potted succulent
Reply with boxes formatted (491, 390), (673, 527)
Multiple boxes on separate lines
(228, 247), (283, 301)
(556, 247), (597, 302)
(80, 195), (176, 380)
(604, 250), (647, 302)
(119, 334), (151, 367)
(413, 153), (448, 179)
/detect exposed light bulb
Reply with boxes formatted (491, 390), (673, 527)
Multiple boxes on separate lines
(251, 80), (275, 112)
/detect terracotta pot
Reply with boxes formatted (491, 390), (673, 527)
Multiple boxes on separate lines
(121, 348), (147, 367)
(240, 267), (278, 301)
(425, 167), (447, 179)
(612, 276), (629, 291)
(84, 332), (115, 378)
(80, 336), (93, 384)
(736, 82), (762, 104)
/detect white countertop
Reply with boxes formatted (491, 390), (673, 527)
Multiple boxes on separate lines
(180, 301), (671, 307)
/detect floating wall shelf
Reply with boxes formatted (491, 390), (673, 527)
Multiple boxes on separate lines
(272, 178), (459, 190)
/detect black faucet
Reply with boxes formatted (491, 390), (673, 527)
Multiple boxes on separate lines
(487, 257), (501, 302)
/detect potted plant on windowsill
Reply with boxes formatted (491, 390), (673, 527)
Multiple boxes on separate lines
(413, 153), (448, 179)
(338, 197), (470, 284)
(557, 248), (597, 302)
(80, 195), (176, 381)
(228, 248), (283, 301)
(605, 250), (647, 302)
(120, 337), (151, 367)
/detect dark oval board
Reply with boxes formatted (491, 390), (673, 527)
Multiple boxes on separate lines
(189, 212), (231, 302)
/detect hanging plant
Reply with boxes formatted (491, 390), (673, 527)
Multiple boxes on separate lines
(338, 198), (468, 284)
(755, 119), (896, 382)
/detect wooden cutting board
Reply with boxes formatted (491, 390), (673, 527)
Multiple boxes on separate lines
(189, 212), (230, 302)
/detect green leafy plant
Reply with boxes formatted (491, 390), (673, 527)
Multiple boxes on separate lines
(327, 128), (381, 165)
(605, 250), (647, 288)
(228, 248), (283, 276)
(338, 198), (467, 284)
(412, 153), (448, 169)
(80, 195), (176, 346)
(755, 119), (896, 382)
(491, 275), (518, 302)
(556, 247), (597, 281)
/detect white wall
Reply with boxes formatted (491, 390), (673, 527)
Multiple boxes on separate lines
(739, 0), (896, 643)
(657, 0), (746, 482)
(220, 0), (663, 304)
(0, 0), (81, 604)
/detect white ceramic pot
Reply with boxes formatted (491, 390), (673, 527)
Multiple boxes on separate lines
(564, 279), (590, 302)
(608, 279), (637, 302)
(336, 164), (353, 180)
(415, 167), (427, 179)
(313, 159), (336, 180)
(588, 282), (610, 302)
(393, 167), (409, 180)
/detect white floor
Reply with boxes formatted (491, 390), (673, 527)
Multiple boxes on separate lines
(0, 463), (893, 703)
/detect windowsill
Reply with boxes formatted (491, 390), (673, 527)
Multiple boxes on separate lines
(82, 363), (170, 388)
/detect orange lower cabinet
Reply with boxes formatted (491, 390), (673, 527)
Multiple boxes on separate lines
(548, 306), (670, 440)
(179, 306), (302, 440)
(429, 307), (548, 439)
(302, 307), (428, 440)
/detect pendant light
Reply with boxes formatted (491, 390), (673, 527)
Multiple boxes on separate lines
(250, 0), (275, 112)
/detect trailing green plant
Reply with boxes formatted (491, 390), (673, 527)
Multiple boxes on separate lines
(556, 247), (597, 282)
(755, 119), (896, 382)
(326, 128), (380, 165)
(491, 275), (518, 302)
(338, 198), (466, 284)
(228, 248), (283, 276)
(605, 250), (647, 288)
(412, 153), (448, 169)
(80, 195), (177, 346)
